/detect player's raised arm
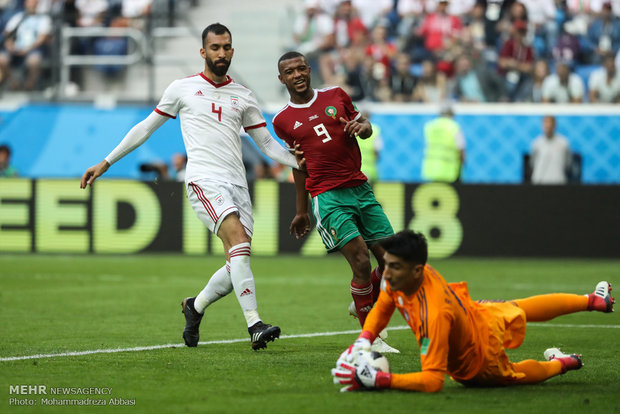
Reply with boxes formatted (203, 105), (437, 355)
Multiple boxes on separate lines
(79, 111), (169, 188)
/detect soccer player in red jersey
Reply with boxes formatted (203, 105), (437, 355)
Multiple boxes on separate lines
(273, 51), (397, 352)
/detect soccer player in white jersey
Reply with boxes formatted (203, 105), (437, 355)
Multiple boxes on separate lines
(80, 23), (303, 351)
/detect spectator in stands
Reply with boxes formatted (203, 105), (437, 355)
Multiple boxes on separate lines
(461, 2), (492, 61)
(365, 23), (397, 81)
(341, 47), (372, 101)
(583, 1), (620, 63)
(386, 52), (417, 102)
(75, 0), (107, 29)
(542, 60), (585, 102)
(417, 0), (464, 62)
(395, 0), (430, 42)
(552, 21), (581, 67)
(422, 103), (465, 183)
(519, 0), (557, 58)
(498, 19), (535, 101)
(495, 1), (529, 49)
(453, 53), (506, 102)
(292, 0), (335, 86)
(0, 0), (24, 40)
(530, 115), (572, 185)
(483, 0), (516, 50)
(590, 0), (620, 17)
(0, 143), (18, 177)
(364, 53), (391, 101)
(333, 0), (367, 51)
(412, 58), (447, 103)
(0, 0), (51, 91)
(588, 53), (620, 102)
(521, 58), (550, 102)
(563, 1), (591, 40)
(320, 0), (367, 87)
(117, 0), (152, 30)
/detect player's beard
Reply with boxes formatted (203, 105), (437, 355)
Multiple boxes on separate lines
(206, 57), (230, 77)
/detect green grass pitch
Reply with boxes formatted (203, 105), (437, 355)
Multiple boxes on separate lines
(1, 254), (618, 413)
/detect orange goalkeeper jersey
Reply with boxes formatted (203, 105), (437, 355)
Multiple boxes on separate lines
(364, 265), (492, 391)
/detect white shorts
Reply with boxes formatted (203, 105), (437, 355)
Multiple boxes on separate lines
(186, 179), (254, 237)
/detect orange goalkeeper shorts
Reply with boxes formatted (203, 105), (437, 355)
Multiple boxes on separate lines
(457, 301), (527, 386)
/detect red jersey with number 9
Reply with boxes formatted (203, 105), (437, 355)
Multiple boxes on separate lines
(272, 86), (368, 197)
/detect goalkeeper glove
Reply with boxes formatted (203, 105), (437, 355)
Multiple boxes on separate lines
(336, 332), (373, 366)
(331, 359), (391, 392)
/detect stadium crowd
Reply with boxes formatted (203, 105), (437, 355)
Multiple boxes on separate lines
(290, 0), (620, 103)
(0, 0), (156, 92)
(1, 0), (619, 103)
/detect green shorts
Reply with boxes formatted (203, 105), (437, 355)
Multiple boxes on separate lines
(311, 182), (394, 252)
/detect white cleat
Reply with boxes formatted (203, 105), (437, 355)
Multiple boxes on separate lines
(349, 301), (399, 353)
(372, 337), (400, 354)
(544, 347), (564, 361)
(379, 328), (388, 340)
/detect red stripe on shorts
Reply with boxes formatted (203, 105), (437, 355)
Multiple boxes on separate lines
(189, 182), (218, 223)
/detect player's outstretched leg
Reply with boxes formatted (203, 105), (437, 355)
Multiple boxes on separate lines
(510, 349), (582, 384)
(544, 348), (583, 373)
(587, 281), (615, 313)
(248, 321), (281, 351)
(181, 297), (203, 347)
(513, 280), (615, 321)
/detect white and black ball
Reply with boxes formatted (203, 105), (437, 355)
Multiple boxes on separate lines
(354, 350), (390, 373)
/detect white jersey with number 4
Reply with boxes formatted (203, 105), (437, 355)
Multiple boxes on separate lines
(155, 73), (266, 188)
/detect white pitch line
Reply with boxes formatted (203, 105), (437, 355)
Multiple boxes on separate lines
(1, 323), (617, 362)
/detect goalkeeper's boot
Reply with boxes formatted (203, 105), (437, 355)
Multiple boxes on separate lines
(181, 297), (203, 347)
(544, 347), (583, 374)
(587, 281), (615, 313)
(371, 337), (400, 354)
(248, 321), (281, 351)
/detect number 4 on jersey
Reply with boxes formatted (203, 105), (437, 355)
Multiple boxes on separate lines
(212, 103), (222, 122)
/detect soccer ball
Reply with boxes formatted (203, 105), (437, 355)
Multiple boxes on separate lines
(355, 350), (390, 373)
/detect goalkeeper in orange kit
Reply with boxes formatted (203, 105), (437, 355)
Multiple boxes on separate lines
(332, 230), (615, 392)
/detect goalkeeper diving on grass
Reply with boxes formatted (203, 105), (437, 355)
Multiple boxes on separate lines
(332, 230), (615, 392)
